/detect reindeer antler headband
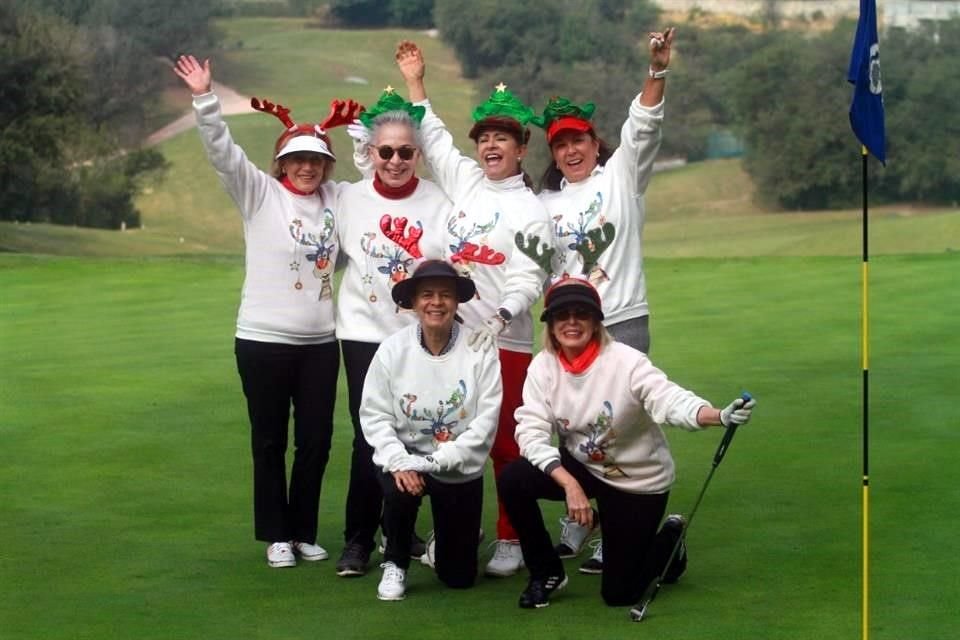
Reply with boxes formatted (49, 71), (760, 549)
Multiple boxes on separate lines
(251, 97), (364, 133)
(251, 96), (365, 159)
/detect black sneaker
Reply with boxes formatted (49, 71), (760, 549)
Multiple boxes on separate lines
(335, 542), (370, 577)
(378, 532), (428, 559)
(578, 539), (603, 575)
(518, 574), (568, 609)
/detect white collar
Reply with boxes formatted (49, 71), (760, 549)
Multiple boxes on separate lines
(483, 172), (526, 191)
(560, 164), (604, 190)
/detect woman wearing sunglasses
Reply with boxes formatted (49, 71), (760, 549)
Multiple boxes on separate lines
(396, 41), (554, 579)
(497, 277), (757, 609)
(173, 55), (356, 569)
(333, 89), (452, 578)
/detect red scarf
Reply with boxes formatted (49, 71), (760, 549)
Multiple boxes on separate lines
(374, 173), (419, 199)
(557, 339), (601, 374)
(281, 176), (313, 196)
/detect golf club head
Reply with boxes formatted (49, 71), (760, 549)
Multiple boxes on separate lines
(629, 601), (649, 622)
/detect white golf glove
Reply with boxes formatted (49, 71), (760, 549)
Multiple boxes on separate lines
(468, 315), (506, 352)
(394, 454), (441, 474)
(720, 397), (756, 427)
(346, 119), (371, 146)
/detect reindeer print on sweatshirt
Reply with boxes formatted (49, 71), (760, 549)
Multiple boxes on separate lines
(289, 213), (336, 300)
(359, 215), (425, 306)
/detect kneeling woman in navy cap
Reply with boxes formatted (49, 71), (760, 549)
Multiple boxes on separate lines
(498, 276), (756, 609)
(360, 260), (502, 601)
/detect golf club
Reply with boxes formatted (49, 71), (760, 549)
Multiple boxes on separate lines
(629, 391), (753, 622)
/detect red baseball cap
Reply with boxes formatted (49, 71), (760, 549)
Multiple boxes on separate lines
(546, 116), (594, 143)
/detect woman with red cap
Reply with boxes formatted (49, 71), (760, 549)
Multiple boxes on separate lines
(498, 276), (756, 609)
(396, 41), (555, 578)
(174, 55), (356, 569)
(533, 27), (676, 574)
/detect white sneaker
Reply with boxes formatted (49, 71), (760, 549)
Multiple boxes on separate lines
(484, 539), (524, 577)
(420, 531), (437, 569)
(293, 541), (329, 561)
(266, 542), (296, 568)
(377, 562), (407, 601)
(578, 539), (603, 575)
(554, 512), (598, 558)
(420, 529), (484, 568)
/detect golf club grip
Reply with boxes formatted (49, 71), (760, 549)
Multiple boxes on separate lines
(714, 424), (739, 464)
(713, 392), (752, 465)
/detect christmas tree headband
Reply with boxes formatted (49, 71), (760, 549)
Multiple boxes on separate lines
(251, 96), (364, 160)
(468, 83), (534, 143)
(357, 88), (425, 129)
(531, 97), (597, 143)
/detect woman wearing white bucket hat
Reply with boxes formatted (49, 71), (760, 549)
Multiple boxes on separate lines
(174, 55), (359, 569)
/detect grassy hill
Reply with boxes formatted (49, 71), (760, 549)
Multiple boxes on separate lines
(1, 17), (957, 258)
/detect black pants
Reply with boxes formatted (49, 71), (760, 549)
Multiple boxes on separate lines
(341, 340), (383, 551)
(498, 450), (681, 606)
(235, 338), (339, 543)
(377, 472), (483, 589)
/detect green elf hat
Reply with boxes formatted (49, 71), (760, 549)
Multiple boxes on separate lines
(531, 96), (597, 144)
(357, 86), (426, 129)
(468, 83), (535, 144)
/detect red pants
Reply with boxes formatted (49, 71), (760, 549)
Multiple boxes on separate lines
(491, 348), (532, 541)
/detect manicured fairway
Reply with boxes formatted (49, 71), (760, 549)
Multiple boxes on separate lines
(2, 253), (955, 639)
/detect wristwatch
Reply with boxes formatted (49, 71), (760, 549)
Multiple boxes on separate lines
(497, 308), (513, 324)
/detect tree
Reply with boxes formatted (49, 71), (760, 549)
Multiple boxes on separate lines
(726, 18), (960, 208)
(727, 29), (864, 209)
(0, 5), (169, 227)
(328, 0), (434, 27)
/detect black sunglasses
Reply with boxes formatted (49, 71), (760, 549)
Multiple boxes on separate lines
(374, 145), (416, 161)
(550, 306), (594, 321)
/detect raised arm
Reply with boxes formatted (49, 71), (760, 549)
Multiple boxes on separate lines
(173, 54), (212, 95)
(395, 41), (482, 199)
(604, 27), (675, 196)
(638, 27), (674, 107)
(173, 55), (271, 218)
(396, 40), (427, 103)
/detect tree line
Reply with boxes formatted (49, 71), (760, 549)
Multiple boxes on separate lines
(332, 0), (960, 209)
(0, 0), (218, 229)
(5, 0), (958, 231)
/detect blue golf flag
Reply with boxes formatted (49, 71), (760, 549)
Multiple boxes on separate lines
(847, 0), (886, 164)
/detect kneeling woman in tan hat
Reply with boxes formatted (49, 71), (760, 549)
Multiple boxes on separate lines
(360, 260), (503, 601)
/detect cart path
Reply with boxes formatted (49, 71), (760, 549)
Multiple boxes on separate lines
(146, 80), (252, 146)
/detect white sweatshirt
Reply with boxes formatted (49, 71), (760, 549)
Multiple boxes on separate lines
(514, 341), (709, 494)
(194, 92), (341, 344)
(418, 105), (553, 353)
(538, 97), (663, 326)
(335, 178), (451, 343)
(361, 324), (502, 483)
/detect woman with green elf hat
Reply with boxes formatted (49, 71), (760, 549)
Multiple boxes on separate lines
(534, 27), (676, 577)
(334, 88), (452, 578)
(396, 40), (555, 579)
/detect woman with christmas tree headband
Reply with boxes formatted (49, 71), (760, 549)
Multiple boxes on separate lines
(173, 55), (358, 570)
(533, 27), (676, 576)
(333, 88), (453, 579)
(396, 40), (555, 579)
